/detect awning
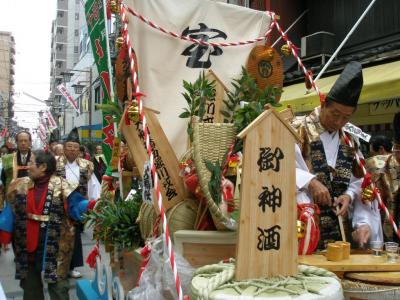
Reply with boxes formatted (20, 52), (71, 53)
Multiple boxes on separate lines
(280, 60), (400, 113)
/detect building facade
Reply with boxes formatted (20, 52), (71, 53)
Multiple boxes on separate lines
(49, 0), (86, 138)
(0, 31), (16, 134)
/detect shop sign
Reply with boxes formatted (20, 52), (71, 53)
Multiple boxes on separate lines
(369, 99), (400, 115)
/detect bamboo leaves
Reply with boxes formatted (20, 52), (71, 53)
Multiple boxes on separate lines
(179, 72), (216, 141)
(85, 191), (143, 251)
(221, 67), (282, 132)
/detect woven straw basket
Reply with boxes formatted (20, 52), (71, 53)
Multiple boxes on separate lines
(137, 198), (198, 241)
(192, 120), (236, 230)
(342, 279), (400, 299)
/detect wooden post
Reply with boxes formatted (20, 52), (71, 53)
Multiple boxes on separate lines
(119, 107), (186, 210)
(235, 107), (300, 280)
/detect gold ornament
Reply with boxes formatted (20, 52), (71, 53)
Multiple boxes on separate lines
(115, 37), (124, 50)
(128, 102), (139, 123)
(110, 0), (120, 14)
(265, 48), (274, 60)
(281, 44), (291, 57)
(361, 186), (375, 203)
(297, 220), (305, 238)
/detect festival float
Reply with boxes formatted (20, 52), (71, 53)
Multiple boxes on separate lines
(78, 0), (400, 299)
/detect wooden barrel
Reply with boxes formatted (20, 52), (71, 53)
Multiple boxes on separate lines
(343, 272), (400, 299)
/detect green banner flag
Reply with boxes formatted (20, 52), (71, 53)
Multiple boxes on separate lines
(85, 0), (114, 164)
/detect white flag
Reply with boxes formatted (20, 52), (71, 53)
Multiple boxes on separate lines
(57, 84), (80, 114)
(126, 0), (272, 156)
(46, 110), (58, 131)
(40, 117), (48, 132)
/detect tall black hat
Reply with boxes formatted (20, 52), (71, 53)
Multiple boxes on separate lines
(49, 129), (59, 144)
(393, 112), (400, 146)
(66, 127), (80, 144)
(326, 61), (363, 107)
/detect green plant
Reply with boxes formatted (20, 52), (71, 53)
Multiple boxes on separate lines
(205, 160), (222, 205)
(221, 67), (282, 132)
(85, 191), (143, 251)
(179, 72), (216, 141)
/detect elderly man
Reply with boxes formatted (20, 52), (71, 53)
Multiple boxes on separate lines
(292, 61), (381, 250)
(55, 128), (100, 278)
(0, 150), (95, 300)
(1, 131), (34, 192)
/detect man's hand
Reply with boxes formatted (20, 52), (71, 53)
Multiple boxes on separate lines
(334, 194), (351, 216)
(352, 224), (371, 248)
(308, 178), (331, 206)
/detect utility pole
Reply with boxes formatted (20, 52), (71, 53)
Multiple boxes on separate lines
(88, 67), (93, 142)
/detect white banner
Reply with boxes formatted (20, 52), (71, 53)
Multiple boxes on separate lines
(57, 84), (80, 114)
(45, 110), (58, 131)
(40, 116), (49, 132)
(126, 0), (272, 156)
(38, 125), (46, 142)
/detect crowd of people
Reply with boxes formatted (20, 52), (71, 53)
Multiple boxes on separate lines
(0, 128), (104, 300)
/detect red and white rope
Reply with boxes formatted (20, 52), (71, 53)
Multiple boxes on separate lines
(274, 20), (400, 239)
(124, 4), (277, 47)
(120, 4), (183, 299)
(274, 21), (323, 102)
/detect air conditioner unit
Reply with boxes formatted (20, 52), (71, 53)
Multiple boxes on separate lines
(301, 31), (335, 58)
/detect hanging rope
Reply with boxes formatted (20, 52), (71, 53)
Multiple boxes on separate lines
(124, 4), (277, 47)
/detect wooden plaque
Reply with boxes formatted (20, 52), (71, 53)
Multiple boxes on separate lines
(119, 108), (186, 210)
(203, 70), (228, 124)
(235, 108), (300, 280)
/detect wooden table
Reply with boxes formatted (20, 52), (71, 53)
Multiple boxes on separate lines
(299, 254), (400, 273)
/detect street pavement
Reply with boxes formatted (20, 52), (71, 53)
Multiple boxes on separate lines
(0, 227), (107, 300)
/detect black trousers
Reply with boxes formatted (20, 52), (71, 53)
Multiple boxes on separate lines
(70, 224), (84, 269)
(20, 263), (70, 300)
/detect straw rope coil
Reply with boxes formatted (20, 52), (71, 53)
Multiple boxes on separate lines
(138, 199), (198, 241)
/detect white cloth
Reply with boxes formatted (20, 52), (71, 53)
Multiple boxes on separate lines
(0, 281), (6, 300)
(21, 154), (27, 165)
(65, 161), (101, 200)
(126, 0), (273, 157)
(295, 128), (382, 242)
(350, 194), (383, 243)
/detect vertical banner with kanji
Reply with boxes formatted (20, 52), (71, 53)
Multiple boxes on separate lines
(85, 0), (113, 163)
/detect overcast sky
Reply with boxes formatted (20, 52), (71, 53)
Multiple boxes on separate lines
(0, 0), (56, 129)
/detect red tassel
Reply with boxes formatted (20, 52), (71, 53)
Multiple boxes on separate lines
(361, 173), (372, 188)
(106, 0), (111, 19)
(86, 243), (100, 269)
(88, 200), (97, 211)
(0, 231), (12, 245)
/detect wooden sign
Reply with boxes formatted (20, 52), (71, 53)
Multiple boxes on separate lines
(235, 108), (300, 280)
(119, 107), (186, 210)
(203, 69), (228, 123)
